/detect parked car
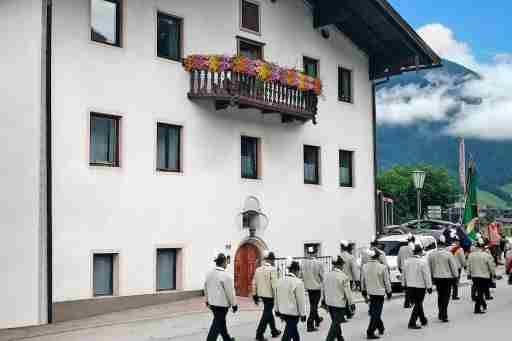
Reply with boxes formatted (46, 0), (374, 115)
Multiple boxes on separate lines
(376, 234), (437, 292)
(396, 219), (458, 241)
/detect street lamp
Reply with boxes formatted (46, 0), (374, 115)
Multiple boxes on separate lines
(412, 170), (426, 230)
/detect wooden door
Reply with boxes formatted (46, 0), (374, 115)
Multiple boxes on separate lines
(234, 244), (259, 297)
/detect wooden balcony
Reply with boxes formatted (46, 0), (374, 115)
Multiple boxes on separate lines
(183, 55), (320, 124)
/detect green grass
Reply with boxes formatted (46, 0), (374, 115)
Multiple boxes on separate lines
(478, 190), (509, 208)
(501, 183), (512, 194)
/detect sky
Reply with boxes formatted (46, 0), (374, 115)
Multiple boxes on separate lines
(389, 0), (510, 64)
(376, 1), (512, 140)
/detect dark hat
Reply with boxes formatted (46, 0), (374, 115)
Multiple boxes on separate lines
(332, 256), (345, 267)
(413, 243), (424, 255)
(265, 251), (276, 260)
(214, 253), (227, 263)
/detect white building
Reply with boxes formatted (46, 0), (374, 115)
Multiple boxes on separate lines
(0, 0), (440, 329)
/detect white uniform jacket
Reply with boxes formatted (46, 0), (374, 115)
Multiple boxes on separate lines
(361, 259), (392, 296)
(467, 249), (496, 279)
(275, 273), (307, 317)
(428, 248), (459, 279)
(340, 251), (359, 282)
(403, 256), (432, 289)
(322, 268), (353, 308)
(300, 258), (324, 290)
(204, 267), (236, 308)
(397, 245), (413, 272)
(252, 261), (278, 298)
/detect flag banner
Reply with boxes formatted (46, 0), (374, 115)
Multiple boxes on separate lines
(463, 161), (479, 240)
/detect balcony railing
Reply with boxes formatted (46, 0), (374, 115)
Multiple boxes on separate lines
(183, 55), (320, 124)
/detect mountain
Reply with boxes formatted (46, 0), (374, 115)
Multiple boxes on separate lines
(376, 59), (512, 207)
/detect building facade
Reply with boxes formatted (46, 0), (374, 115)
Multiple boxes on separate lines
(0, 0), (439, 329)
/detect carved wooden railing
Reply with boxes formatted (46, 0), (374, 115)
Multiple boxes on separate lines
(186, 69), (318, 123)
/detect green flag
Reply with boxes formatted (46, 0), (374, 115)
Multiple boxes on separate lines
(463, 161), (479, 240)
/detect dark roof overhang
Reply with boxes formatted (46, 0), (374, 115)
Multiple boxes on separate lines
(308, 0), (442, 80)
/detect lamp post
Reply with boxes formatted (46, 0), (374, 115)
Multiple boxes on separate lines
(412, 170), (426, 230)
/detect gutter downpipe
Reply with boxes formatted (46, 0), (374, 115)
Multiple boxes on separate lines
(45, 0), (53, 324)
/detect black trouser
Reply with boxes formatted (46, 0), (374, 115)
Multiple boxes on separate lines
(473, 278), (488, 312)
(307, 289), (322, 329)
(326, 306), (345, 341)
(403, 286), (411, 307)
(434, 278), (452, 320)
(484, 278), (493, 299)
(407, 287), (427, 326)
(207, 306), (232, 341)
(256, 297), (279, 338)
(452, 269), (462, 299)
(367, 295), (385, 336)
(281, 315), (300, 341)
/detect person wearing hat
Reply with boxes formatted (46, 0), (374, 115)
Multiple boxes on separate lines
(252, 251), (281, 340)
(361, 248), (392, 340)
(467, 237), (496, 314)
(340, 240), (359, 292)
(397, 234), (415, 308)
(322, 256), (354, 341)
(362, 237), (389, 269)
(275, 259), (307, 341)
(449, 233), (466, 300)
(205, 252), (238, 341)
(403, 243), (433, 329)
(301, 246), (324, 332)
(427, 235), (458, 323)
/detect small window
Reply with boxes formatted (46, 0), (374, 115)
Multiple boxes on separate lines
(304, 243), (321, 257)
(157, 12), (182, 61)
(304, 145), (320, 185)
(339, 150), (354, 187)
(241, 0), (260, 34)
(90, 113), (120, 167)
(303, 57), (319, 78)
(91, 0), (122, 47)
(241, 136), (259, 179)
(157, 249), (177, 291)
(238, 37), (263, 60)
(338, 67), (352, 103)
(157, 123), (182, 172)
(93, 254), (115, 296)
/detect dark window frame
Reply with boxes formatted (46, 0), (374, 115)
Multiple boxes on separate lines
(93, 253), (115, 297)
(304, 243), (322, 257)
(156, 123), (182, 173)
(156, 248), (178, 291)
(156, 11), (183, 62)
(303, 56), (319, 78)
(90, 112), (121, 167)
(236, 36), (264, 60)
(304, 145), (320, 185)
(240, 0), (261, 35)
(90, 0), (123, 47)
(241, 135), (260, 180)
(338, 66), (353, 103)
(339, 150), (354, 187)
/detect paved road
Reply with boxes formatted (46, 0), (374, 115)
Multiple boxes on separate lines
(3, 281), (511, 341)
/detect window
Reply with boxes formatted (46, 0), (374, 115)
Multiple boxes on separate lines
(91, 0), (122, 47)
(339, 150), (354, 187)
(157, 12), (182, 61)
(90, 113), (120, 167)
(338, 67), (352, 103)
(304, 243), (321, 257)
(304, 145), (320, 185)
(240, 0), (260, 34)
(238, 37), (264, 60)
(241, 136), (259, 179)
(156, 249), (177, 291)
(93, 254), (115, 296)
(157, 123), (182, 172)
(303, 57), (319, 78)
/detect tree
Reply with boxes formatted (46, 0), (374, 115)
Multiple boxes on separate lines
(377, 164), (459, 224)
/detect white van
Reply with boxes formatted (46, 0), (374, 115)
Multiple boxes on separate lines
(376, 234), (437, 291)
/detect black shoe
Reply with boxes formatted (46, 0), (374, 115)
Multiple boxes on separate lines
(474, 310), (486, 314)
(404, 303), (411, 309)
(271, 330), (282, 338)
(452, 296), (460, 300)
(316, 317), (324, 327)
(378, 328), (385, 336)
(255, 338), (267, 341)
(486, 296), (494, 300)
(307, 327), (318, 332)
(367, 334), (380, 340)
(421, 319), (428, 326)
(408, 325), (422, 330)
(441, 318), (449, 323)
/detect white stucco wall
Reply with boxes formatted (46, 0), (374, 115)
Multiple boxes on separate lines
(0, 0), (46, 329)
(50, 0), (376, 302)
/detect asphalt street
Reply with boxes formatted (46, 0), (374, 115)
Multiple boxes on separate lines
(3, 280), (511, 341)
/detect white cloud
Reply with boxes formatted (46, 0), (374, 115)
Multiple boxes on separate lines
(377, 23), (512, 140)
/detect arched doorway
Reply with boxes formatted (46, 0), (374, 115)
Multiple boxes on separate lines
(234, 243), (259, 297)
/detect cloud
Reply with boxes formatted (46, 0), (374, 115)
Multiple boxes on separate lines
(377, 23), (512, 140)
